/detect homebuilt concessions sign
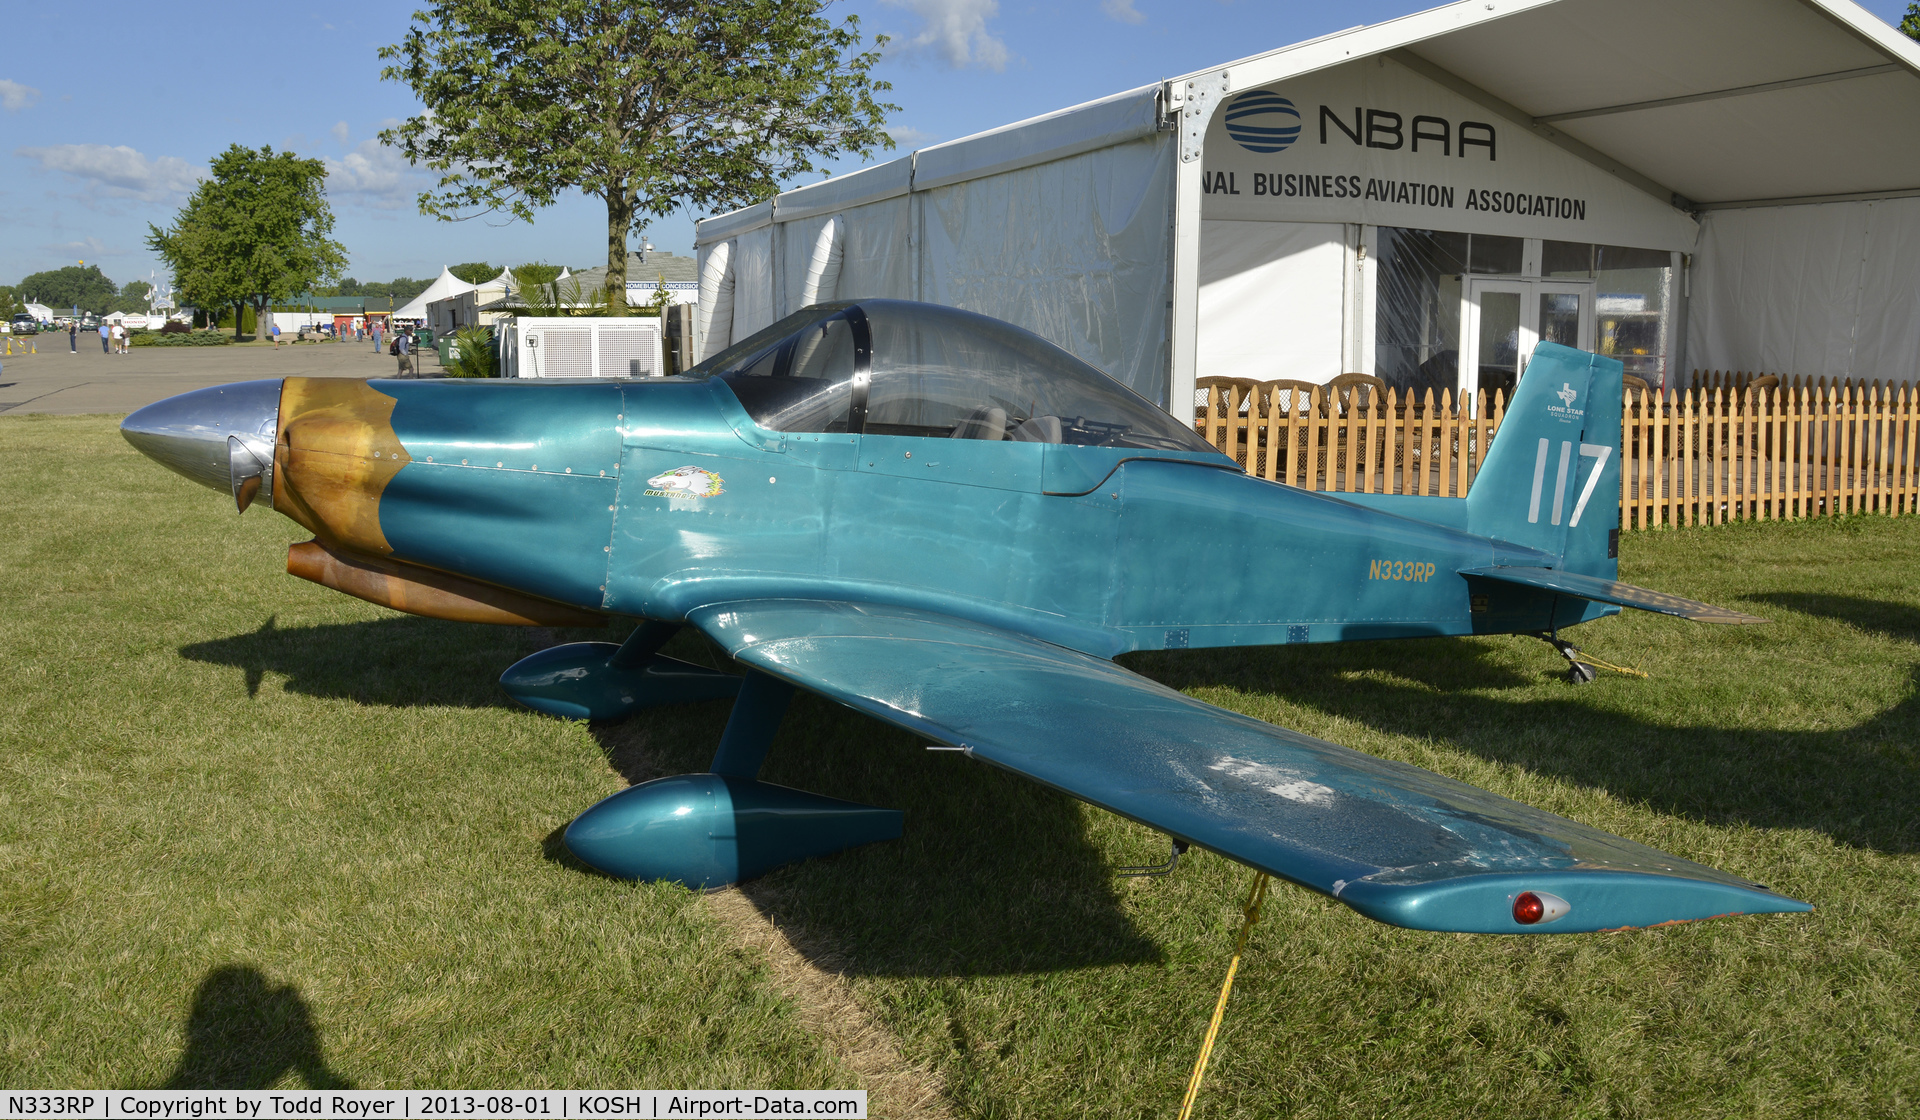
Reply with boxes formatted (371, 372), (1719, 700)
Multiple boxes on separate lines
(0, 1091), (865, 1119)
(1200, 56), (1697, 251)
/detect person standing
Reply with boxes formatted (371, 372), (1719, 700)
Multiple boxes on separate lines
(271, 320), (282, 348)
(371, 321), (384, 354)
(68, 321), (77, 354)
(395, 328), (413, 377)
(99, 322), (110, 354)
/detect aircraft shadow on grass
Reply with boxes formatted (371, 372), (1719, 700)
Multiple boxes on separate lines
(179, 615), (561, 707)
(182, 618), (1164, 975)
(178, 597), (1918, 974)
(573, 665), (1170, 978)
(158, 964), (352, 1089)
(1125, 593), (1920, 857)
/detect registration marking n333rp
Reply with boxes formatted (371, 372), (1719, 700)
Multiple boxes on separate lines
(1369, 559), (1436, 582)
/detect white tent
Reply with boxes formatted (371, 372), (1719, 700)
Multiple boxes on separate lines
(696, 0), (1920, 406)
(393, 267), (479, 322)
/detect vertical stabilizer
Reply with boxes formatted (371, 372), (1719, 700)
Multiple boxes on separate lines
(1465, 343), (1622, 577)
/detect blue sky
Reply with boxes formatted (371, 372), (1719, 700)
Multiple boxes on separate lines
(3, 0), (1914, 292)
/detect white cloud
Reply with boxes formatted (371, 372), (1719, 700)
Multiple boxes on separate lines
(15, 144), (202, 200)
(324, 139), (419, 210)
(1102, 0), (1145, 24)
(330, 121), (350, 147)
(882, 0), (1009, 71)
(884, 125), (937, 148)
(1, 79), (41, 112)
(42, 236), (120, 258)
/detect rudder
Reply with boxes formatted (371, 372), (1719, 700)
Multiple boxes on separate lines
(1465, 342), (1622, 578)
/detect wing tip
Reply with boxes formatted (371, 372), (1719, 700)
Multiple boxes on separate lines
(1334, 871), (1811, 934)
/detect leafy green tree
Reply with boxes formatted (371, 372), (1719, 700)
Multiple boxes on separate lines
(381, 0), (895, 315)
(1903, 3), (1920, 41)
(111, 280), (155, 315)
(447, 261), (498, 284)
(147, 144), (348, 340)
(0, 285), (26, 319)
(512, 263), (564, 286)
(17, 264), (117, 315)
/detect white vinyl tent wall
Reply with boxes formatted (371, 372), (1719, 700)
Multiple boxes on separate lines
(1687, 196), (1920, 383)
(696, 85), (1178, 405)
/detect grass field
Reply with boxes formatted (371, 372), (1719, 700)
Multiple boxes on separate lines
(2, 413), (1916, 1115)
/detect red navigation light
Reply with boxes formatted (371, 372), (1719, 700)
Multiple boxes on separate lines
(1511, 890), (1570, 926)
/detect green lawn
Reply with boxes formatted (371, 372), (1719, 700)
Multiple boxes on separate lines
(2, 413), (1915, 1116)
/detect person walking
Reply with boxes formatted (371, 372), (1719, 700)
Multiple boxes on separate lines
(99, 322), (110, 354)
(371, 321), (384, 354)
(271, 320), (282, 348)
(395, 328), (413, 378)
(68, 321), (77, 354)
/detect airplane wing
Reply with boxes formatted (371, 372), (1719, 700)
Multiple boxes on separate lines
(688, 599), (1807, 933)
(1460, 566), (1767, 624)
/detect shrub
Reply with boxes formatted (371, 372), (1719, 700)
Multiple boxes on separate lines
(444, 326), (498, 378)
(130, 329), (234, 347)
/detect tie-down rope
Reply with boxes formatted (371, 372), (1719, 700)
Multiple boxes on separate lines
(1176, 870), (1270, 1120)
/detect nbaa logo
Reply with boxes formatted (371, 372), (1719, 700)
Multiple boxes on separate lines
(1223, 90), (1301, 154)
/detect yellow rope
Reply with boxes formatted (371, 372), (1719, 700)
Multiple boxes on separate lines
(1176, 871), (1269, 1120)
(1579, 652), (1650, 678)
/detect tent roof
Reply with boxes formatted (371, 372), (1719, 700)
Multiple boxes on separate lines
(394, 267), (479, 320)
(697, 0), (1920, 241)
(1190, 0), (1920, 209)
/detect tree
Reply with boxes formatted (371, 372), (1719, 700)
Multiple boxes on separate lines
(1904, 3), (1920, 41)
(111, 280), (154, 315)
(447, 261), (498, 284)
(17, 264), (117, 315)
(148, 144), (348, 340)
(381, 0), (895, 315)
(512, 263), (564, 286)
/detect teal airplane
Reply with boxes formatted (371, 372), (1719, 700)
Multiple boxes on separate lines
(122, 300), (1809, 934)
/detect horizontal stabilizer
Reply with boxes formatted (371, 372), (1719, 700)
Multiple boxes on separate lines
(689, 599), (1806, 934)
(1460, 566), (1766, 624)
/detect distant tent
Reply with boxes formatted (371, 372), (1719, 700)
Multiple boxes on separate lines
(393, 267), (479, 321)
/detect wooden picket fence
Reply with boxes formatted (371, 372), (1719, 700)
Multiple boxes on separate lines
(1194, 372), (1920, 530)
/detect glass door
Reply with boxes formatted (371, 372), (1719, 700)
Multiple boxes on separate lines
(1461, 279), (1594, 407)
(1462, 280), (1526, 402)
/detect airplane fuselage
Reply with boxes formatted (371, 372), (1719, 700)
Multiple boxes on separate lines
(279, 374), (1608, 657)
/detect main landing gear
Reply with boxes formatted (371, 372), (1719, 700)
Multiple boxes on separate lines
(499, 624), (901, 887)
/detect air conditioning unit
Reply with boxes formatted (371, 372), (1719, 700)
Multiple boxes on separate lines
(499, 316), (665, 378)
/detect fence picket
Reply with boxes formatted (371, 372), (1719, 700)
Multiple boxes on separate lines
(1191, 369), (1917, 529)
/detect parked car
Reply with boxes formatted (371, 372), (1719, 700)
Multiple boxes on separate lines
(10, 314), (38, 335)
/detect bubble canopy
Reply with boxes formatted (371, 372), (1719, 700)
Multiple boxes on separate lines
(684, 300), (1216, 453)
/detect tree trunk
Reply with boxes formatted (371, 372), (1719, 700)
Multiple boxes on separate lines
(604, 187), (631, 317)
(232, 300), (246, 341)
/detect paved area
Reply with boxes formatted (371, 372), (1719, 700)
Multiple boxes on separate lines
(0, 335), (439, 416)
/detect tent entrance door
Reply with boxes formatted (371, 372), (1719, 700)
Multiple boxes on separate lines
(1460, 278), (1595, 404)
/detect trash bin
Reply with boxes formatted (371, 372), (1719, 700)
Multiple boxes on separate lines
(438, 336), (459, 366)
